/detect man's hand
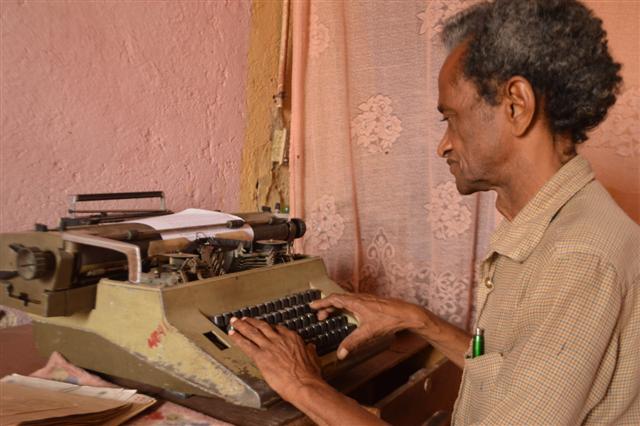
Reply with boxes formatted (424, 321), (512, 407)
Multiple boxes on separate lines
(310, 293), (428, 360)
(227, 317), (323, 402)
(228, 316), (387, 426)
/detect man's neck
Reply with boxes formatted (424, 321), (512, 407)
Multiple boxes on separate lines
(493, 135), (575, 221)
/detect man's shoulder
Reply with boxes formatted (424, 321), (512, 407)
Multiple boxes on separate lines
(542, 180), (640, 283)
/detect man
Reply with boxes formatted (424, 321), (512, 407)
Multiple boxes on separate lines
(228, 0), (640, 424)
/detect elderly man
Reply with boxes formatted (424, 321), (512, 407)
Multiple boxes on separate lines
(228, 0), (640, 424)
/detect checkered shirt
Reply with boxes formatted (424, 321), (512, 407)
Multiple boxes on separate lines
(452, 155), (640, 425)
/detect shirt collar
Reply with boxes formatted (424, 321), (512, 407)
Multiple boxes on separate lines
(485, 155), (595, 263)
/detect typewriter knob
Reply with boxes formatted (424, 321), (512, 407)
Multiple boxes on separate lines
(15, 246), (55, 280)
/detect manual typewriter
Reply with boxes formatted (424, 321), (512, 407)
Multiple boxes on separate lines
(0, 192), (385, 408)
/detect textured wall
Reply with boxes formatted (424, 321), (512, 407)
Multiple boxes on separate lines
(0, 0), (251, 232)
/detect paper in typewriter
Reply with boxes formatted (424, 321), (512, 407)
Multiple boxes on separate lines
(126, 208), (254, 241)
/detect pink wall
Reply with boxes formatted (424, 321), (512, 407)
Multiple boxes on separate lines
(0, 0), (251, 232)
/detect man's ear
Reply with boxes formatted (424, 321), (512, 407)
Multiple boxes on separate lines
(502, 76), (536, 137)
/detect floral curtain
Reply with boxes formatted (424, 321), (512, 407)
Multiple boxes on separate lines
(290, 0), (639, 332)
(291, 0), (496, 330)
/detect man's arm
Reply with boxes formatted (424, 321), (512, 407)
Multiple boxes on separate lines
(310, 293), (471, 368)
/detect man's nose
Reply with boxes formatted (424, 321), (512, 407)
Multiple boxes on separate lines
(437, 132), (452, 158)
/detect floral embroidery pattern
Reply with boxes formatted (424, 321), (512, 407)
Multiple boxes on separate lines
(305, 195), (345, 251)
(360, 229), (469, 328)
(309, 13), (330, 58)
(424, 181), (472, 239)
(351, 95), (403, 154)
(591, 87), (640, 156)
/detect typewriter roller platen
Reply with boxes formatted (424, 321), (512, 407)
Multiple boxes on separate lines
(0, 192), (387, 408)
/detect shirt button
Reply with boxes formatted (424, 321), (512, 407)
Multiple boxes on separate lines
(484, 277), (494, 289)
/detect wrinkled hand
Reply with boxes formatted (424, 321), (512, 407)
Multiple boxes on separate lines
(310, 293), (426, 360)
(227, 317), (323, 402)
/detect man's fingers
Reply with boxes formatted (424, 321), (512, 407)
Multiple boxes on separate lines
(336, 327), (371, 360)
(315, 308), (335, 321)
(242, 317), (279, 339)
(309, 293), (348, 311)
(230, 318), (271, 348)
(227, 328), (260, 358)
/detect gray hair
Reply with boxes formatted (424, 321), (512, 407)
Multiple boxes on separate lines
(440, 0), (622, 143)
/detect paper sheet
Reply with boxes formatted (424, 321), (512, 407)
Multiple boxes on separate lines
(125, 208), (254, 241)
(0, 375), (155, 426)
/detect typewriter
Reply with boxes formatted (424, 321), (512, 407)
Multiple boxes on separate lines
(0, 192), (386, 408)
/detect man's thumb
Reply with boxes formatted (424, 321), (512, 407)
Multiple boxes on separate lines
(336, 328), (369, 360)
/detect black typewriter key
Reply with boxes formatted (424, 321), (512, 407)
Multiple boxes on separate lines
(233, 310), (242, 319)
(286, 307), (297, 319)
(328, 330), (339, 344)
(274, 311), (283, 323)
(257, 304), (266, 315)
(223, 312), (233, 324)
(293, 317), (303, 330)
(266, 301), (276, 312)
(337, 326), (347, 339)
(293, 293), (302, 305)
(241, 307), (251, 317)
(318, 333), (328, 346)
(249, 306), (259, 316)
(326, 317), (337, 329)
(285, 295), (295, 306)
(320, 321), (329, 333)
(284, 320), (295, 330)
(306, 313), (317, 324)
(311, 323), (322, 336)
(265, 313), (275, 324)
(310, 289), (321, 300)
(300, 328), (310, 339)
(302, 291), (312, 303)
(294, 305), (305, 317)
(302, 315), (311, 327)
(212, 315), (226, 328)
(281, 297), (290, 308)
(274, 299), (284, 310)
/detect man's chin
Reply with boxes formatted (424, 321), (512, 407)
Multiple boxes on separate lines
(454, 180), (478, 196)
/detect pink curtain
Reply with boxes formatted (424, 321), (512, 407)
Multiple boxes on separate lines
(290, 0), (639, 332)
(291, 0), (496, 330)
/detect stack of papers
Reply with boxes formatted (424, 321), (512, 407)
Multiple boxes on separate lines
(0, 374), (155, 425)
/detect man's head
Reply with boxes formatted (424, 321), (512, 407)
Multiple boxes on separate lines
(436, 0), (622, 196)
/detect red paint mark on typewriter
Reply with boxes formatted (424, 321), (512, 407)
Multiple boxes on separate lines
(147, 324), (167, 349)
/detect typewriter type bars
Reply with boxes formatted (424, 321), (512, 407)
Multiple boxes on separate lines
(209, 289), (357, 356)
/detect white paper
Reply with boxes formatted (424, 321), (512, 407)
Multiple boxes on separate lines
(125, 208), (254, 241)
(1, 374), (137, 402)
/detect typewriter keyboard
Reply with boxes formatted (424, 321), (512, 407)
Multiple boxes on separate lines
(209, 289), (356, 356)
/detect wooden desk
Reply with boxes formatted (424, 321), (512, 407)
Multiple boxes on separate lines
(0, 325), (461, 426)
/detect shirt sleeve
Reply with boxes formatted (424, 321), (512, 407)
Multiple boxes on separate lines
(475, 251), (623, 425)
